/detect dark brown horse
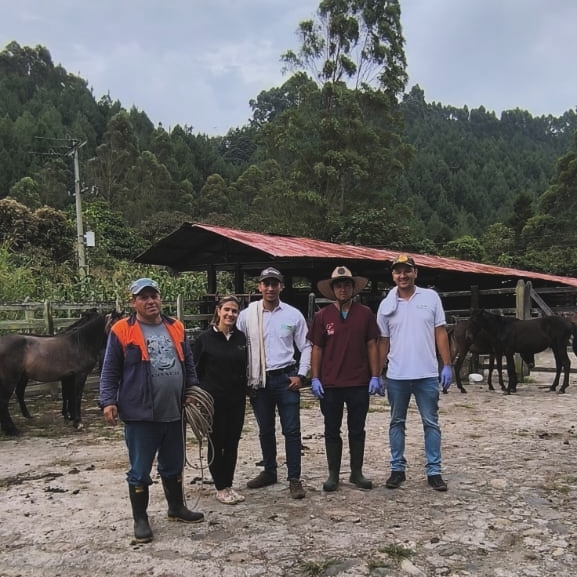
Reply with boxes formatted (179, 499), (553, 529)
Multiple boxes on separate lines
(448, 320), (507, 393)
(448, 319), (536, 393)
(0, 311), (120, 435)
(468, 309), (577, 394)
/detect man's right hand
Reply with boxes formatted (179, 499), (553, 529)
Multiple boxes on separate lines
(103, 405), (119, 425)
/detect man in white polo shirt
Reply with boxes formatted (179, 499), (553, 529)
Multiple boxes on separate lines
(377, 254), (452, 492)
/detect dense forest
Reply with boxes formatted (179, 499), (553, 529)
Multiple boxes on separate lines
(1, 0), (577, 302)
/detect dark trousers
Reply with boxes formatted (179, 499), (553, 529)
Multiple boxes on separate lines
(320, 386), (369, 443)
(124, 420), (184, 485)
(250, 370), (301, 480)
(208, 395), (246, 490)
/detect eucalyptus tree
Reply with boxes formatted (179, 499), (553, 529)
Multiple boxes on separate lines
(258, 0), (411, 224)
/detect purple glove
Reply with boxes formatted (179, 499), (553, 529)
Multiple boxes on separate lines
(311, 378), (324, 400)
(440, 365), (452, 392)
(369, 376), (385, 396)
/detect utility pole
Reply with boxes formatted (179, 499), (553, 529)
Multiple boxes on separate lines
(69, 139), (87, 277)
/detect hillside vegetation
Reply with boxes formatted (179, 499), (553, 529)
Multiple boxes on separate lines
(1, 2), (577, 300)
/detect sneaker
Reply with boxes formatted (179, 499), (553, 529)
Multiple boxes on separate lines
(229, 488), (245, 503)
(289, 478), (305, 499)
(246, 471), (277, 489)
(427, 474), (448, 492)
(385, 470), (406, 489)
(215, 488), (237, 505)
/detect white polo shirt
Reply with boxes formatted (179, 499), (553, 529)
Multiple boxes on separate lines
(377, 286), (446, 379)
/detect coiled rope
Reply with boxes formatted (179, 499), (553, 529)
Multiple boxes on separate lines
(180, 386), (215, 507)
(183, 386), (215, 466)
(183, 387), (214, 484)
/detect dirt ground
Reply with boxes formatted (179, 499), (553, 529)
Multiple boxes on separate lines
(2, 351), (577, 577)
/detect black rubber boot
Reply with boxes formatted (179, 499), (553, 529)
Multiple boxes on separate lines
(129, 484), (153, 543)
(349, 440), (373, 489)
(322, 440), (342, 492)
(161, 476), (204, 523)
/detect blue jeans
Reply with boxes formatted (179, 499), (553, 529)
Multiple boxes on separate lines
(250, 370), (301, 480)
(124, 420), (185, 485)
(320, 386), (369, 443)
(386, 377), (442, 476)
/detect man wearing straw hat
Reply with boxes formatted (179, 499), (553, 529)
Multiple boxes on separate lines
(307, 266), (382, 492)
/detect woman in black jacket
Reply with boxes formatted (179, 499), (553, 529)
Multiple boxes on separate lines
(194, 295), (248, 504)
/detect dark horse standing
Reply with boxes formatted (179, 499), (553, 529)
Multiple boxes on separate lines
(448, 319), (507, 393)
(0, 311), (118, 436)
(468, 309), (577, 394)
(448, 319), (535, 393)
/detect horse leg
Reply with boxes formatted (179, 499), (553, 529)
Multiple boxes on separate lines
(496, 354), (506, 391)
(61, 377), (73, 420)
(504, 353), (517, 394)
(487, 354), (495, 391)
(71, 373), (87, 430)
(453, 353), (468, 393)
(0, 382), (19, 436)
(15, 375), (32, 418)
(553, 347), (570, 393)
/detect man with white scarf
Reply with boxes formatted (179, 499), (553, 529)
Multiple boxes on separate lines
(237, 267), (312, 499)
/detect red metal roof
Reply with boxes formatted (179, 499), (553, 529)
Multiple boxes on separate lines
(136, 222), (577, 289)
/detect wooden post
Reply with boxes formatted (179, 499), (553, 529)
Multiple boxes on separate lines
(514, 280), (531, 381)
(307, 293), (316, 326)
(470, 285), (480, 372)
(176, 294), (184, 321)
(44, 299), (54, 335)
(234, 265), (244, 294)
(207, 265), (217, 294)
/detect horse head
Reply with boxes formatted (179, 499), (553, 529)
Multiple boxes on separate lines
(105, 310), (125, 334)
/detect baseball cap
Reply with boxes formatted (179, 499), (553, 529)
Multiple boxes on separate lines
(391, 254), (416, 269)
(130, 278), (160, 295)
(258, 267), (283, 282)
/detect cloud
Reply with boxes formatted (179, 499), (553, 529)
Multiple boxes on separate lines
(1, 0), (576, 135)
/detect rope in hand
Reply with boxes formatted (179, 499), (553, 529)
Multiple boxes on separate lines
(181, 386), (215, 506)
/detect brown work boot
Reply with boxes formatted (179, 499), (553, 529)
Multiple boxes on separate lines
(289, 478), (305, 499)
(246, 470), (277, 489)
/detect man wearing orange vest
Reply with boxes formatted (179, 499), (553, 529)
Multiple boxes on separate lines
(99, 278), (204, 543)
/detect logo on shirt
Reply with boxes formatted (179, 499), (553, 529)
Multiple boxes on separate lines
(326, 322), (335, 336)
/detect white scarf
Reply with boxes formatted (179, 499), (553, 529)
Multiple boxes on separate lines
(380, 286), (399, 316)
(245, 300), (267, 389)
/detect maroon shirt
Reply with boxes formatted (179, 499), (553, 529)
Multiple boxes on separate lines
(307, 302), (379, 388)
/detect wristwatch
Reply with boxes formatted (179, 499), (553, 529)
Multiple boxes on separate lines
(297, 374), (307, 382)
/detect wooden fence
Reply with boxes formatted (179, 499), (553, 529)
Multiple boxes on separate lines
(2, 280), (576, 336)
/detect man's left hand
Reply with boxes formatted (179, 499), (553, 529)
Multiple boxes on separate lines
(440, 365), (452, 392)
(369, 376), (385, 396)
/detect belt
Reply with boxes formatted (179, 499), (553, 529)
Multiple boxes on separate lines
(266, 365), (295, 376)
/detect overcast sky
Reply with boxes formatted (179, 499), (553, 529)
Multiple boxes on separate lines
(2, 0), (576, 136)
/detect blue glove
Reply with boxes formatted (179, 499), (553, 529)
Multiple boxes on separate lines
(311, 378), (324, 400)
(369, 376), (384, 396)
(440, 365), (452, 392)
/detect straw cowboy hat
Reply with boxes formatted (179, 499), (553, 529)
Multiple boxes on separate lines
(317, 266), (369, 300)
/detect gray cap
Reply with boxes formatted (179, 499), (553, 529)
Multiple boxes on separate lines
(130, 278), (159, 295)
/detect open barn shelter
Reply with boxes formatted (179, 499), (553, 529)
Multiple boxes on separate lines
(135, 223), (577, 318)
